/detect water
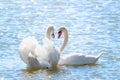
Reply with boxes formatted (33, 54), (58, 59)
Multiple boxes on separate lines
(0, 0), (120, 80)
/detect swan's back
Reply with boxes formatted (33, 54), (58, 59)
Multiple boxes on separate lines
(58, 53), (98, 65)
(19, 36), (39, 64)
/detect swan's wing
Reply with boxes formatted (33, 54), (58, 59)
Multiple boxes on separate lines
(43, 37), (60, 66)
(35, 44), (49, 61)
(58, 53), (98, 65)
(42, 37), (54, 47)
(47, 46), (60, 66)
(28, 52), (51, 69)
(19, 36), (39, 64)
(28, 52), (40, 68)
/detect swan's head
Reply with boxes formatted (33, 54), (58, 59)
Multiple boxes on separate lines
(51, 32), (55, 38)
(47, 26), (55, 39)
(38, 60), (52, 69)
(58, 27), (66, 39)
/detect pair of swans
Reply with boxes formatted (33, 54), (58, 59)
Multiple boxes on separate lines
(19, 26), (103, 69)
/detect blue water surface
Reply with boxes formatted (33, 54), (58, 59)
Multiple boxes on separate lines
(0, 0), (120, 80)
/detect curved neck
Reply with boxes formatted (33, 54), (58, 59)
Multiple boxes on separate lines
(45, 26), (53, 39)
(60, 28), (68, 53)
(46, 30), (50, 39)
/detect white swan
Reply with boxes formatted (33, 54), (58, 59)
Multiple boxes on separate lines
(57, 27), (103, 66)
(19, 26), (60, 69)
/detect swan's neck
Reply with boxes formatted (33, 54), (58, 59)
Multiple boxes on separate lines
(46, 30), (50, 39)
(45, 26), (53, 39)
(60, 29), (68, 52)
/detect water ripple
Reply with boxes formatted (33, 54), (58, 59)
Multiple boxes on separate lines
(0, 0), (120, 80)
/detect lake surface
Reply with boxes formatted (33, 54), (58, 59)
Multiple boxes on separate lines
(0, 0), (120, 80)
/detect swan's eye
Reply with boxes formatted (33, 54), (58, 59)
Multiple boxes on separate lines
(58, 31), (61, 34)
(46, 67), (49, 69)
(58, 31), (62, 39)
(51, 33), (55, 38)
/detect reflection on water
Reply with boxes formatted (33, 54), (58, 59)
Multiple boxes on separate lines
(0, 0), (120, 80)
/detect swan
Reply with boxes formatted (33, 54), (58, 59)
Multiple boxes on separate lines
(19, 26), (60, 69)
(57, 27), (103, 66)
